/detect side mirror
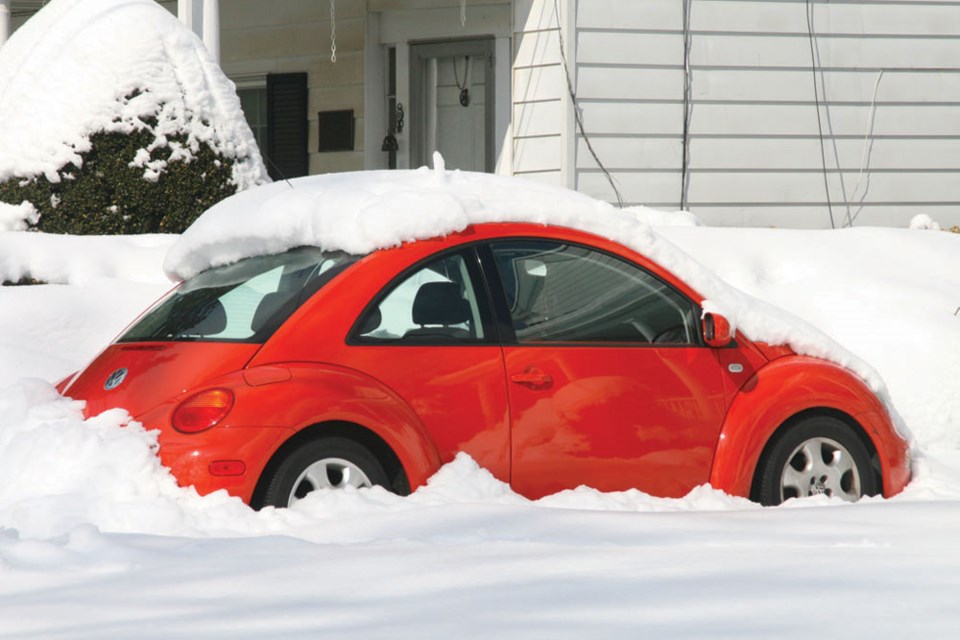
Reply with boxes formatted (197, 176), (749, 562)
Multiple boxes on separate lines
(703, 312), (733, 348)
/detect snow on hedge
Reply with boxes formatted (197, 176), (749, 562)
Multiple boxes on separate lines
(0, 0), (267, 193)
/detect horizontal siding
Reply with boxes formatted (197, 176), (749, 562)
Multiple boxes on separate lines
(514, 136), (564, 173)
(571, 0), (960, 227)
(693, 204), (960, 228)
(581, 169), (960, 206)
(577, 137), (960, 171)
(513, 0), (564, 177)
(579, 31), (960, 69)
(577, 0), (960, 36)
(578, 102), (960, 136)
(577, 67), (960, 104)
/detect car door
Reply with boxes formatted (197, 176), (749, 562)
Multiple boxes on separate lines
(347, 247), (511, 481)
(484, 239), (728, 499)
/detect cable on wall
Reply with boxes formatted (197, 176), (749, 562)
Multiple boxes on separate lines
(848, 69), (885, 226)
(805, 0), (836, 229)
(805, 0), (835, 228)
(680, 0), (693, 211)
(553, 0), (624, 207)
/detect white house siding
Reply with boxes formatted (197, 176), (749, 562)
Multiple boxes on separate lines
(512, 0), (567, 186)
(573, 0), (960, 228)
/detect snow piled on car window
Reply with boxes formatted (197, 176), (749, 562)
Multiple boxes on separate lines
(164, 159), (896, 417)
(0, 0), (267, 192)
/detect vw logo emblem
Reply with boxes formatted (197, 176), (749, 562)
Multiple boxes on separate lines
(103, 368), (128, 391)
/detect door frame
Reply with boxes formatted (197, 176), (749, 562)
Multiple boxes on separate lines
(409, 38), (496, 173)
(365, 4), (513, 174)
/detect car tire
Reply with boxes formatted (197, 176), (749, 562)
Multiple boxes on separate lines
(756, 416), (878, 506)
(261, 437), (390, 508)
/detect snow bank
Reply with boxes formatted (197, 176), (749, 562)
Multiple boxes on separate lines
(0, 381), (755, 541)
(165, 163), (894, 410)
(0, 233), (175, 386)
(661, 225), (960, 449)
(0, 0), (267, 193)
(0, 232), (175, 284)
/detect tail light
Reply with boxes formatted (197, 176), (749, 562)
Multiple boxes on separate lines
(172, 389), (234, 434)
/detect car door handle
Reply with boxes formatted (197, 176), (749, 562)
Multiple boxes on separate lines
(510, 369), (552, 387)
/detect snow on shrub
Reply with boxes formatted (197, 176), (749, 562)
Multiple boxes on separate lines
(0, 0), (268, 235)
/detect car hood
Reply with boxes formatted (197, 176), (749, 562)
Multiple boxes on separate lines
(64, 342), (261, 421)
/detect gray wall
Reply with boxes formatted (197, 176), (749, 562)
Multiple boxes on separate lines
(515, 0), (960, 228)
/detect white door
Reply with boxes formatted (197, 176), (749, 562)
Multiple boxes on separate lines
(411, 39), (495, 172)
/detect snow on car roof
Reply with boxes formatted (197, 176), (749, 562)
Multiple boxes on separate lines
(164, 158), (697, 280)
(164, 159), (901, 429)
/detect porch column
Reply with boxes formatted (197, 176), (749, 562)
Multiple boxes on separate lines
(0, 0), (11, 49)
(177, 0), (193, 30)
(202, 0), (220, 64)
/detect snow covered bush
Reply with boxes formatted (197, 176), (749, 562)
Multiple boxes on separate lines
(0, 124), (239, 234)
(0, 0), (268, 235)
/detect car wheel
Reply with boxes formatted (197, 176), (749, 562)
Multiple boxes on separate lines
(756, 416), (878, 506)
(261, 437), (390, 508)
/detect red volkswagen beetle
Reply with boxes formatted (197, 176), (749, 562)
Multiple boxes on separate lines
(60, 173), (910, 508)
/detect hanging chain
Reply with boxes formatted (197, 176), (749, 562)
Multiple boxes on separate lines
(460, 0), (466, 27)
(330, 0), (337, 63)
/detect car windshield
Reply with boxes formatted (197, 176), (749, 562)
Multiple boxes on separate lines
(119, 247), (359, 343)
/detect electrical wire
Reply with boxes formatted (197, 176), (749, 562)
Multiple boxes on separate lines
(552, 0), (624, 207)
(848, 69), (885, 225)
(805, 0), (835, 229)
(680, 0), (693, 211)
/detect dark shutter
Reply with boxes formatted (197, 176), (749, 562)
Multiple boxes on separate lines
(266, 73), (308, 180)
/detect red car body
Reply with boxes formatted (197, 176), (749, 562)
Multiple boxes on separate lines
(62, 222), (910, 505)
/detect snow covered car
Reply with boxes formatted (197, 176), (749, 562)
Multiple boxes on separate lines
(60, 169), (910, 508)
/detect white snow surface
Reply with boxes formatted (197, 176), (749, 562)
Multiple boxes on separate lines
(0, 0), (267, 191)
(1, 197), (960, 635)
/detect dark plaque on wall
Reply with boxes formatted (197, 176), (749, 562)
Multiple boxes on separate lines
(317, 109), (355, 152)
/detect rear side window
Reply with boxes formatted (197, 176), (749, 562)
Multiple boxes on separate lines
(489, 240), (699, 345)
(352, 250), (492, 344)
(119, 248), (358, 343)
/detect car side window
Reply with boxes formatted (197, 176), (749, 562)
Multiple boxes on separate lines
(352, 250), (491, 344)
(489, 240), (699, 345)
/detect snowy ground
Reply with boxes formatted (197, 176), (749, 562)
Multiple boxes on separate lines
(1, 224), (959, 638)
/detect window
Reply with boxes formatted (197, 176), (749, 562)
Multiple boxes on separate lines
(489, 241), (698, 345)
(234, 73), (309, 180)
(352, 251), (490, 344)
(120, 248), (358, 343)
(237, 86), (268, 152)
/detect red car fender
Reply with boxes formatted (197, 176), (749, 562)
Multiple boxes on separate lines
(234, 364), (444, 491)
(709, 356), (909, 499)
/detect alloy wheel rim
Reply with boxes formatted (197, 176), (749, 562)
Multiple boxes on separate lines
(780, 436), (862, 502)
(289, 457), (373, 506)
